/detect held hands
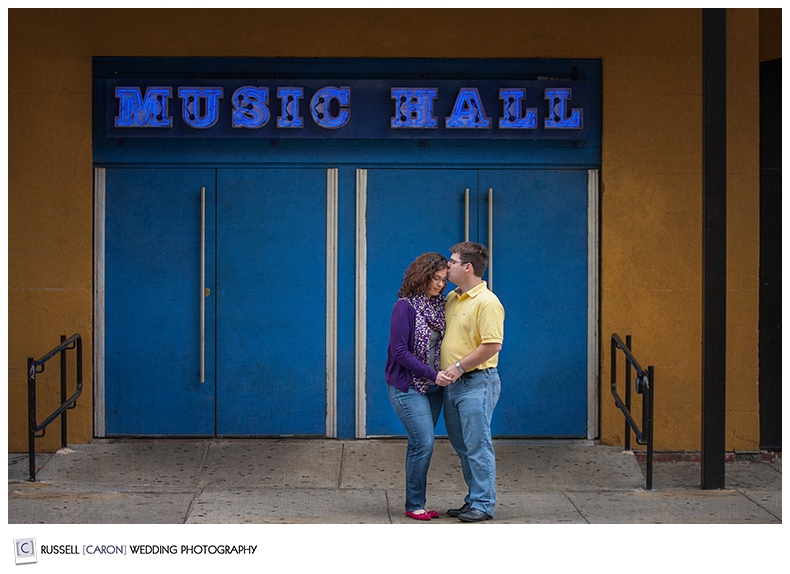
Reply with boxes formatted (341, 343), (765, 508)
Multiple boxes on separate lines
(435, 370), (455, 387)
(445, 364), (462, 383)
(435, 364), (462, 387)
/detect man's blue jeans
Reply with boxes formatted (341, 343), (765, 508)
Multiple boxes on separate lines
(443, 368), (501, 517)
(388, 383), (444, 512)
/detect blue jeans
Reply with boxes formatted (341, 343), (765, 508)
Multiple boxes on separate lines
(443, 368), (501, 517)
(388, 383), (444, 512)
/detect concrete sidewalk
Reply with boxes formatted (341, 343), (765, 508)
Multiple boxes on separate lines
(8, 438), (782, 524)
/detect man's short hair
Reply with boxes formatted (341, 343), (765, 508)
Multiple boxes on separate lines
(450, 242), (488, 278)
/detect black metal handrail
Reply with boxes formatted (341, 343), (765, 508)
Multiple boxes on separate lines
(611, 333), (654, 490)
(27, 334), (83, 482)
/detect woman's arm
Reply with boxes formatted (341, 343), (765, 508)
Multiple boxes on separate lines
(389, 300), (439, 381)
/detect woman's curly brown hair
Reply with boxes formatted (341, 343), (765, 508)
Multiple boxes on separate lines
(398, 252), (448, 298)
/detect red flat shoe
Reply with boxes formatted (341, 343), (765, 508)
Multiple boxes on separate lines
(405, 510), (431, 521)
(426, 509), (440, 518)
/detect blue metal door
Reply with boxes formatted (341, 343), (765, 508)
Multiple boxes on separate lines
(365, 169), (475, 436)
(365, 169), (589, 437)
(105, 168), (216, 435)
(215, 169), (327, 435)
(480, 170), (589, 437)
(104, 168), (326, 436)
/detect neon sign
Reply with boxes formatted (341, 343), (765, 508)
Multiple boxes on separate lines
(107, 79), (589, 140)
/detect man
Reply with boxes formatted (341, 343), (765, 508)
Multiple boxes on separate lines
(438, 242), (504, 522)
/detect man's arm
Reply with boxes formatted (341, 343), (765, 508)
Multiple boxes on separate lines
(444, 342), (502, 381)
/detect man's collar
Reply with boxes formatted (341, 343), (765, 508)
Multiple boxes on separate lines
(455, 280), (488, 297)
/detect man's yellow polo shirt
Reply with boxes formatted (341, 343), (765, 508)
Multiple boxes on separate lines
(440, 281), (505, 371)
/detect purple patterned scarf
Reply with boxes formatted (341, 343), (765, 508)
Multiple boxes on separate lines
(404, 293), (446, 394)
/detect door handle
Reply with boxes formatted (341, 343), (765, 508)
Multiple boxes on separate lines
(200, 186), (206, 384)
(464, 188), (470, 242)
(488, 188), (493, 292)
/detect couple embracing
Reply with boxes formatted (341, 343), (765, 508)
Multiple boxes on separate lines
(385, 242), (505, 523)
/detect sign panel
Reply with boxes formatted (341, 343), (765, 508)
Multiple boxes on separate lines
(106, 79), (591, 140)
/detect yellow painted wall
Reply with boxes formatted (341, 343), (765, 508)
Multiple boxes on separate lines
(7, 8), (769, 452)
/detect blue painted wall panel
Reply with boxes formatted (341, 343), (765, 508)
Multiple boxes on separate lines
(105, 168), (216, 435)
(215, 169), (327, 435)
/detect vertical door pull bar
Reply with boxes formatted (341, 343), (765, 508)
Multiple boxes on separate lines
(464, 188), (470, 242)
(488, 188), (494, 292)
(200, 187), (206, 384)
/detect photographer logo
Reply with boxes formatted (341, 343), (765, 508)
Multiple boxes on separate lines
(14, 538), (37, 565)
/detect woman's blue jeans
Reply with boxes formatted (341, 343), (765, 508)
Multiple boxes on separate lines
(443, 368), (501, 517)
(388, 383), (444, 512)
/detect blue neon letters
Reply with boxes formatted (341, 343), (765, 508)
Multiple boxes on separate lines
(232, 87), (270, 128)
(277, 88), (304, 128)
(499, 89), (538, 129)
(112, 83), (586, 136)
(115, 87), (173, 127)
(544, 88), (582, 129)
(310, 86), (351, 129)
(179, 87), (223, 129)
(445, 88), (491, 129)
(391, 88), (439, 128)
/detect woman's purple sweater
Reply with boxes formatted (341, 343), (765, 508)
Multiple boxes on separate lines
(385, 299), (440, 392)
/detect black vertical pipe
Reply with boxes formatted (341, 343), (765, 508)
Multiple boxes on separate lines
(701, 8), (727, 490)
(28, 357), (37, 482)
(646, 365), (654, 490)
(60, 335), (68, 450)
(625, 335), (632, 451)
(758, 58), (782, 451)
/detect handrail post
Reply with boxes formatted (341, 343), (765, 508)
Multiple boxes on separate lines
(611, 333), (654, 490)
(646, 365), (655, 490)
(60, 334), (68, 450)
(625, 335), (632, 451)
(26, 334), (83, 482)
(27, 356), (37, 482)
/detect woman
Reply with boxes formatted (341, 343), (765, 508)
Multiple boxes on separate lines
(385, 252), (452, 521)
